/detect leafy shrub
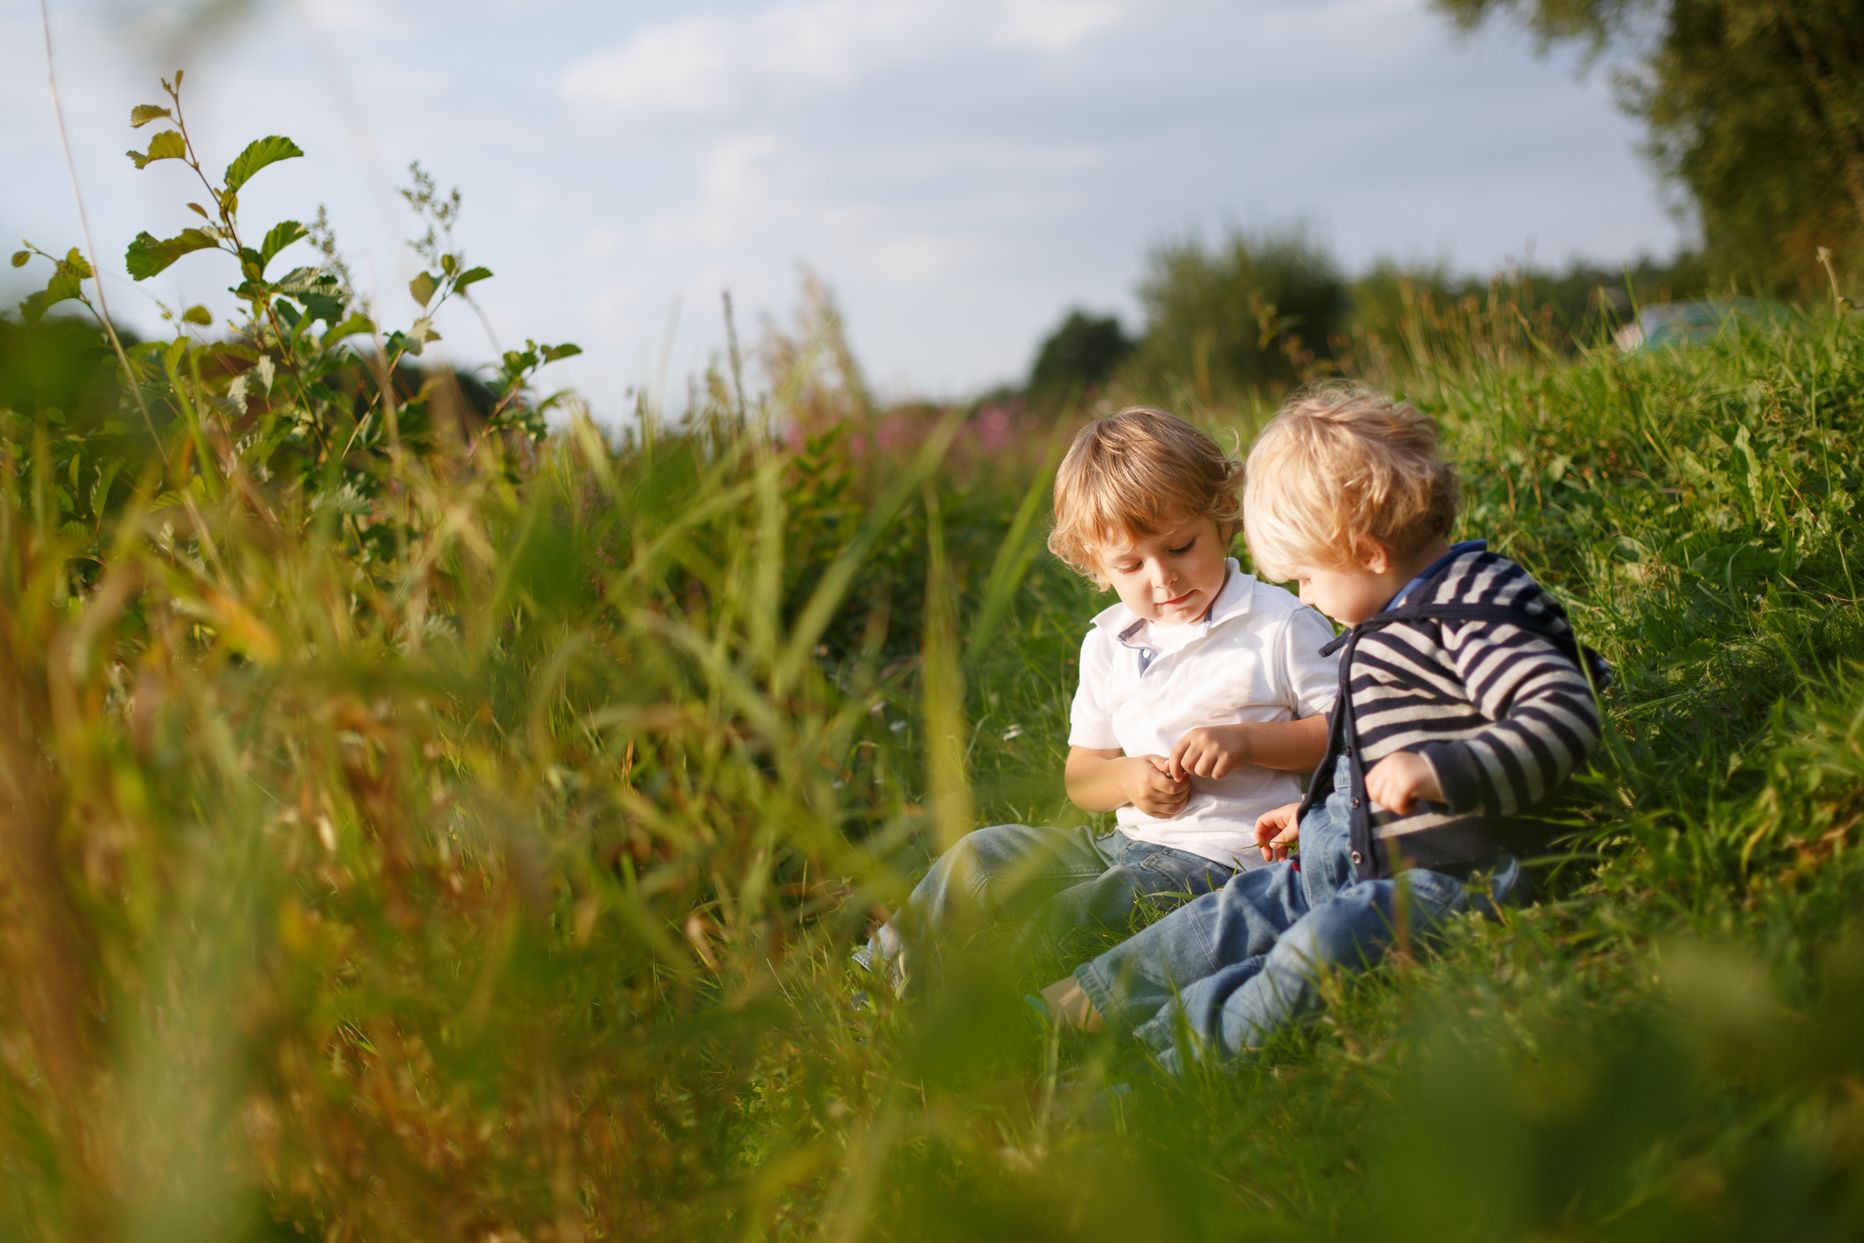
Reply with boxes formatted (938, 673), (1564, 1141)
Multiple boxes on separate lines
(1117, 223), (1348, 404)
(1027, 308), (1135, 407)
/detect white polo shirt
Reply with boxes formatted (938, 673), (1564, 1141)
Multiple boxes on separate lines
(1068, 559), (1340, 867)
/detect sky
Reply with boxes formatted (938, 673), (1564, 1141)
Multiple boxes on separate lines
(0, 0), (1690, 420)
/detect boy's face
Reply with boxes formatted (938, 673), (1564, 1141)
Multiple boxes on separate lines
(1093, 515), (1230, 625)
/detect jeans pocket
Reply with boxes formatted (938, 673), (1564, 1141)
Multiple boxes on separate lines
(1139, 846), (1209, 879)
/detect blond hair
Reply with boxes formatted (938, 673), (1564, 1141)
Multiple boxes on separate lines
(1243, 383), (1458, 580)
(1048, 407), (1245, 583)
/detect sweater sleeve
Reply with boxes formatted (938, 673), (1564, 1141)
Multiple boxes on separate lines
(1416, 619), (1602, 816)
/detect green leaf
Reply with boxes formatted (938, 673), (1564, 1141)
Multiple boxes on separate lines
(125, 130), (186, 169)
(222, 135), (303, 193)
(130, 104), (172, 128)
(9, 250), (27, 268)
(125, 228), (219, 280)
(542, 343), (582, 362)
(322, 312), (375, 347)
(89, 457), (125, 517)
(409, 271), (438, 308)
(272, 266), (336, 296)
(181, 305), (213, 326)
(21, 262), (85, 323)
(454, 265), (493, 292)
(259, 219), (307, 271)
(297, 291), (345, 324)
(187, 202), (210, 219)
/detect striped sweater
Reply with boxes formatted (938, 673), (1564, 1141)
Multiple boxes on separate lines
(1299, 545), (1604, 880)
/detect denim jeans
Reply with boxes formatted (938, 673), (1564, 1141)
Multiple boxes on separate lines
(1071, 761), (1527, 1070)
(858, 823), (1234, 994)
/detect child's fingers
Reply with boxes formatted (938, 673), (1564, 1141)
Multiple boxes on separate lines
(1166, 737), (1192, 782)
(1270, 823), (1299, 860)
(1367, 765), (1415, 815)
(1253, 804), (1299, 859)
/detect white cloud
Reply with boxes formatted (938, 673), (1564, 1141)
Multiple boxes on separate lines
(994, 0), (1131, 53)
(561, 14), (744, 117)
(560, 0), (1132, 122)
(861, 230), (987, 283)
(295, 0), (421, 41)
(648, 132), (788, 250)
(582, 226), (623, 260)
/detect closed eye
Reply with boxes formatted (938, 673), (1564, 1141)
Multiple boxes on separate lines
(1169, 539), (1195, 555)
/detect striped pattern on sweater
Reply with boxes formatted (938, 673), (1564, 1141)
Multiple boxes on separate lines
(1302, 548), (1603, 879)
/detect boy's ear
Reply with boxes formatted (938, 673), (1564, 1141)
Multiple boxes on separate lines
(1352, 534), (1392, 573)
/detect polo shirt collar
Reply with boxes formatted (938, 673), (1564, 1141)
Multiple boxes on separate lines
(1089, 558), (1255, 639)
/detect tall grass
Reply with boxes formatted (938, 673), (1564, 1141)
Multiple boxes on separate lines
(3, 281), (1862, 1238)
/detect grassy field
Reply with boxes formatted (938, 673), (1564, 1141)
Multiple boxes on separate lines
(3, 232), (1863, 1239)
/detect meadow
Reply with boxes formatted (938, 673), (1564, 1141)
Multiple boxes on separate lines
(3, 87), (1863, 1241)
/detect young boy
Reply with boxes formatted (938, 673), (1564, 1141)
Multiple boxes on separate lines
(861, 407), (1338, 992)
(1041, 385), (1604, 1069)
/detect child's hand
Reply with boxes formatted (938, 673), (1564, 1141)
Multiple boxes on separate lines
(1168, 724), (1251, 781)
(1254, 802), (1301, 862)
(1364, 752), (1442, 815)
(1126, 755), (1192, 818)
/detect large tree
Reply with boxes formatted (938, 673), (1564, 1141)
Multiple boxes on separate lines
(1435, 0), (1864, 292)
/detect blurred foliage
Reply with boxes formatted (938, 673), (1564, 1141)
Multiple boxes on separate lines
(1345, 251), (1709, 348)
(1434, 0), (1864, 294)
(1117, 224), (1349, 406)
(4, 61), (1864, 1243)
(1050, 224), (1710, 417)
(9, 72), (580, 590)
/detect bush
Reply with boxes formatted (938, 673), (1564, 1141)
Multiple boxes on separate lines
(1027, 308), (1134, 407)
(1118, 223), (1348, 404)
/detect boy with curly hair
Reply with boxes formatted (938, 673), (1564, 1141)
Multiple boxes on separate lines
(860, 407), (1337, 992)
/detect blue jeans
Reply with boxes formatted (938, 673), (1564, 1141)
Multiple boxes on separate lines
(859, 823), (1234, 993)
(1071, 765), (1527, 1070)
